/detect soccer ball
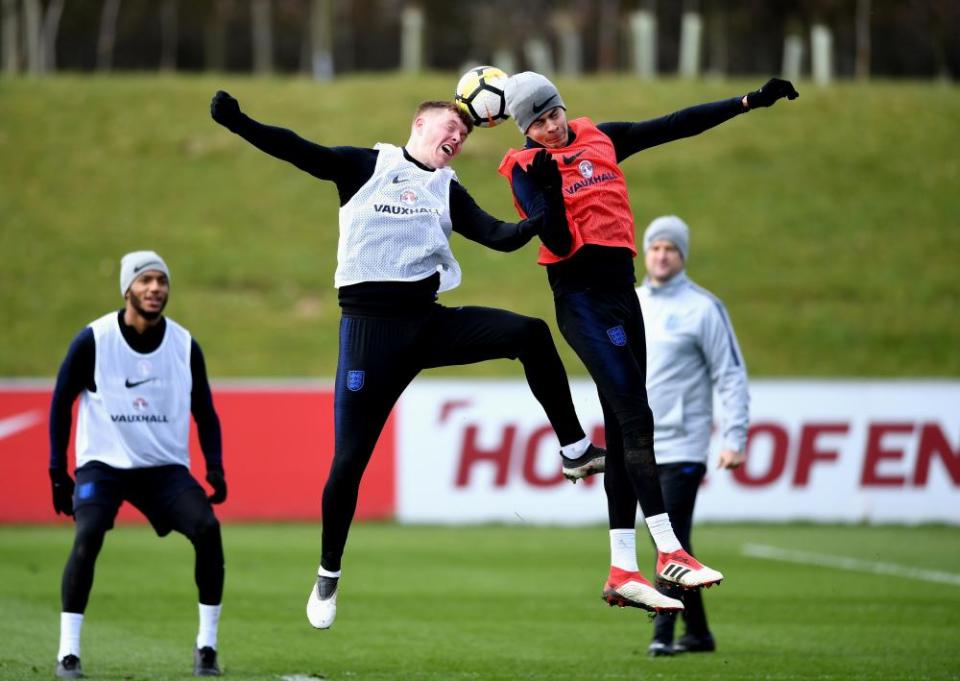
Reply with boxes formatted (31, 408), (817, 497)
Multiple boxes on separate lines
(455, 66), (510, 128)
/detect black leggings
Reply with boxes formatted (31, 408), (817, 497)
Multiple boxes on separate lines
(321, 304), (585, 571)
(62, 487), (224, 612)
(554, 286), (666, 526)
(651, 462), (710, 640)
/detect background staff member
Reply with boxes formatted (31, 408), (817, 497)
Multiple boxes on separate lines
(637, 216), (749, 656)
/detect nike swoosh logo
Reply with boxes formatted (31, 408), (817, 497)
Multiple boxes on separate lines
(391, 175), (407, 184)
(531, 95), (557, 115)
(125, 378), (157, 388)
(0, 410), (43, 441)
(133, 261), (163, 273)
(562, 150), (585, 164)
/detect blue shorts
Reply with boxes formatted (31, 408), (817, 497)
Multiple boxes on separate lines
(74, 461), (207, 536)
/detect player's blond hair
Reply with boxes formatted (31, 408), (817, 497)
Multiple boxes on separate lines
(413, 101), (474, 135)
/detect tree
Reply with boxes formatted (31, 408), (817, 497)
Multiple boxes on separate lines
(97, 0), (122, 71)
(679, 0), (703, 78)
(251, 0), (273, 74)
(930, 0), (951, 79)
(159, 0), (178, 71)
(308, 0), (333, 80)
(551, 1), (589, 76)
(40, 0), (64, 72)
(596, 0), (620, 71)
(203, 0), (231, 72)
(400, 1), (423, 73)
(2, 0), (19, 75)
(24, 0), (41, 74)
(854, 0), (870, 79)
(705, 0), (729, 76)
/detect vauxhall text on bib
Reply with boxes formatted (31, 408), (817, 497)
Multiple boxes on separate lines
(76, 313), (193, 469)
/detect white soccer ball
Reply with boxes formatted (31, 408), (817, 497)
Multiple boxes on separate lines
(455, 65), (510, 128)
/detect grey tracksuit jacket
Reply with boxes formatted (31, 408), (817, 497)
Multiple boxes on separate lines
(637, 271), (750, 465)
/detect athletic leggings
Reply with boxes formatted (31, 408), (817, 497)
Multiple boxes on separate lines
(321, 303), (585, 571)
(553, 285), (666, 527)
(652, 462), (710, 640)
(62, 487), (224, 612)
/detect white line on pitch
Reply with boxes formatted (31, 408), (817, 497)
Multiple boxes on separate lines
(742, 543), (960, 587)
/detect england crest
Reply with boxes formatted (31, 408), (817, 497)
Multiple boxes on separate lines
(606, 325), (627, 347)
(346, 370), (365, 391)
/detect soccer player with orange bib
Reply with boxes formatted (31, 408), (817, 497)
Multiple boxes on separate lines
(497, 72), (797, 613)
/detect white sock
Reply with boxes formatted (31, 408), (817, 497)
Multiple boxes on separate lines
(196, 603), (222, 650)
(318, 565), (341, 579)
(645, 513), (682, 553)
(58, 612), (84, 660)
(560, 436), (590, 459)
(609, 529), (639, 572)
(196, 603), (221, 650)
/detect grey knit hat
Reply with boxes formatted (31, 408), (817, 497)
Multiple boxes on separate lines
(504, 71), (566, 134)
(119, 250), (170, 296)
(643, 215), (690, 261)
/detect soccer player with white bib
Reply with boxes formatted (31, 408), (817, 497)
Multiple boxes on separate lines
(638, 216), (749, 656)
(49, 251), (227, 678)
(210, 91), (604, 631)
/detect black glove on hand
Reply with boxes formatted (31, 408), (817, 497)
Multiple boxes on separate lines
(206, 468), (228, 505)
(520, 148), (571, 257)
(49, 468), (75, 517)
(524, 148), (562, 192)
(746, 78), (799, 109)
(210, 90), (242, 131)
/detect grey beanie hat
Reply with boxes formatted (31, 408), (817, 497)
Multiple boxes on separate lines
(120, 250), (170, 296)
(504, 71), (566, 134)
(643, 215), (690, 261)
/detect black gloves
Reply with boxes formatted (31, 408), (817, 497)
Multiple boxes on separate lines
(519, 149), (572, 257)
(745, 78), (799, 109)
(210, 90), (243, 131)
(50, 468), (75, 517)
(524, 148), (562, 192)
(206, 467), (228, 505)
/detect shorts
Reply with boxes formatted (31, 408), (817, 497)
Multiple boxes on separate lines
(73, 461), (207, 536)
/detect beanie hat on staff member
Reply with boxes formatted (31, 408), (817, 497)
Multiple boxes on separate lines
(504, 71), (566, 134)
(643, 216), (690, 261)
(119, 250), (170, 296)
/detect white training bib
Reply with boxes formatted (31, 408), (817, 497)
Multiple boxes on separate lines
(75, 313), (193, 469)
(335, 143), (462, 292)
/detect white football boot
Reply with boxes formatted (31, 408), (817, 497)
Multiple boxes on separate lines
(656, 549), (723, 589)
(602, 567), (684, 613)
(306, 575), (338, 629)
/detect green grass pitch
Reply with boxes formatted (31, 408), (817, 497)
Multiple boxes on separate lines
(2, 522), (959, 680)
(2, 76), (959, 377)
